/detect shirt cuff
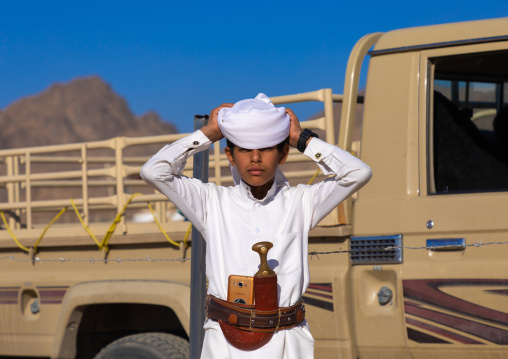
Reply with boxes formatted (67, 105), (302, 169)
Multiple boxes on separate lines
(179, 130), (212, 149)
(303, 137), (336, 162)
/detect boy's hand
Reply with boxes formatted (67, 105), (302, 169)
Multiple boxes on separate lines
(201, 103), (233, 143)
(286, 108), (303, 148)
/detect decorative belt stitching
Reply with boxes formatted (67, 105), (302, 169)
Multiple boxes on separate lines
(205, 295), (305, 333)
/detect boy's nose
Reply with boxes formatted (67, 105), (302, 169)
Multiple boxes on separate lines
(251, 150), (261, 162)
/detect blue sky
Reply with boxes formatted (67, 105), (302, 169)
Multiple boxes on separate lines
(1, 1), (508, 134)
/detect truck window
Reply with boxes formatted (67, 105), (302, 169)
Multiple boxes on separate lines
(431, 50), (508, 194)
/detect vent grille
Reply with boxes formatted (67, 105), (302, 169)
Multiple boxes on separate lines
(350, 235), (402, 265)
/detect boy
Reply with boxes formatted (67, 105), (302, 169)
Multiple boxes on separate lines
(140, 93), (372, 358)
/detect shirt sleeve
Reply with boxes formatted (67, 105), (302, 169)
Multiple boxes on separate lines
(302, 137), (372, 228)
(140, 130), (212, 234)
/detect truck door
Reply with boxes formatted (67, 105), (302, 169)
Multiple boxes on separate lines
(403, 44), (508, 359)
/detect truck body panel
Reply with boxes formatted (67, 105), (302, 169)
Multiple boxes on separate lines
(352, 17), (508, 358)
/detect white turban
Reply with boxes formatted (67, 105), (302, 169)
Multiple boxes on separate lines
(218, 93), (290, 149)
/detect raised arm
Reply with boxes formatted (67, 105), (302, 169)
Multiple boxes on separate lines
(285, 108), (372, 228)
(140, 104), (233, 234)
(305, 138), (372, 228)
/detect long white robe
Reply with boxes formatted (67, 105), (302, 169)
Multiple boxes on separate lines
(140, 130), (372, 359)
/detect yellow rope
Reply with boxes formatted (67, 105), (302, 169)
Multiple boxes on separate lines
(147, 202), (181, 247)
(70, 198), (102, 248)
(0, 211), (30, 253)
(307, 169), (321, 185)
(101, 193), (141, 250)
(2, 195), (185, 254)
(183, 223), (192, 248)
(34, 207), (68, 252)
(1, 167), (334, 255)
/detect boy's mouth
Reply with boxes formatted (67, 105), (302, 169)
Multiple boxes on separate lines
(248, 167), (264, 175)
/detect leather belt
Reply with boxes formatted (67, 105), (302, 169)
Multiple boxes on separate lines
(205, 295), (305, 333)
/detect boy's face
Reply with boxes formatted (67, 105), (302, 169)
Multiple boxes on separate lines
(225, 144), (289, 189)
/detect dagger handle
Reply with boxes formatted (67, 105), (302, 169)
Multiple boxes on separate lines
(252, 242), (275, 278)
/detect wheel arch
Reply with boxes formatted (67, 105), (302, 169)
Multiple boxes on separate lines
(50, 280), (190, 359)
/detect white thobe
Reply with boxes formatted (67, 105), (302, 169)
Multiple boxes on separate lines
(140, 130), (372, 359)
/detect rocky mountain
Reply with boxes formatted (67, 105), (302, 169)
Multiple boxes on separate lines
(0, 76), (177, 149)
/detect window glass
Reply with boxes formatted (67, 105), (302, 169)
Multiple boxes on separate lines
(431, 51), (508, 194)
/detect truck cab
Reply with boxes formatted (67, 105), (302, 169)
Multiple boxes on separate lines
(347, 17), (508, 359)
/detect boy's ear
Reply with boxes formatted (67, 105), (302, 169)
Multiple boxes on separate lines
(225, 146), (236, 166)
(278, 143), (290, 165)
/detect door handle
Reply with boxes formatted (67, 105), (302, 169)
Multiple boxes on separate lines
(426, 238), (466, 251)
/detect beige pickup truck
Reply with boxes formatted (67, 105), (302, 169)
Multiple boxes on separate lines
(1, 17), (507, 359)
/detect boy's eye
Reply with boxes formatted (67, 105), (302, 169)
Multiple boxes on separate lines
(260, 147), (275, 152)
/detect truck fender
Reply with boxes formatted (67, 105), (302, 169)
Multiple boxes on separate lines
(50, 279), (190, 359)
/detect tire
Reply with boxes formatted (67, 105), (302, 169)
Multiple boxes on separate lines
(93, 332), (189, 359)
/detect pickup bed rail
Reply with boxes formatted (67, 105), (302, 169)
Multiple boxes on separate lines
(0, 89), (354, 252)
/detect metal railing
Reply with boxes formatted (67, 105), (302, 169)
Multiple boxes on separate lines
(0, 89), (349, 246)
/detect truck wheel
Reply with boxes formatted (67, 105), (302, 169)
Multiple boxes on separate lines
(93, 332), (189, 359)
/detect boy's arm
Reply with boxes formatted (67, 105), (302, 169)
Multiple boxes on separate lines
(140, 130), (212, 233)
(285, 108), (372, 228)
(303, 138), (372, 228)
(140, 104), (233, 234)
